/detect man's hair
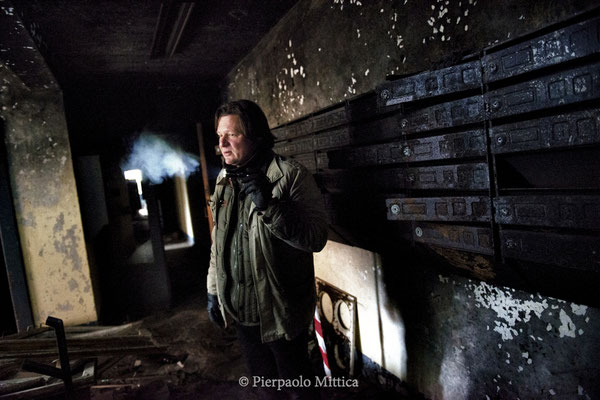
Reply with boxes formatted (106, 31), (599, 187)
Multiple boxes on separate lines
(214, 100), (275, 149)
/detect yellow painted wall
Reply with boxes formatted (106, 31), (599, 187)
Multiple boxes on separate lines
(1, 65), (97, 326)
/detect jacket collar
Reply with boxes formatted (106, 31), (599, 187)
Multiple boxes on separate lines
(215, 154), (283, 186)
(265, 155), (284, 184)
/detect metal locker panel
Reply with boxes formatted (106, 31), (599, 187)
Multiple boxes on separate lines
(486, 61), (600, 119)
(316, 168), (405, 193)
(494, 195), (600, 229)
(490, 108), (600, 153)
(377, 60), (482, 107)
(290, 153), (317, 173)
(351, 112), (405, 144)
(500, 229), (600, 271)
(399, 95), (485, 134)
(311, 106), (349, 133)
(313, 127), (352, 151)
(484, 16), (600, 83)
(273, 106), (349, 141)
(316, 170), (356, 193)
(328, 129), (486, 168)
(347, 92), (383, 122)
(275, 128), (352, 157)
(272, 118), (314, 141)
(273, 135), (314, 156)
(321, 194), (341, 225)
(402, 162), (489, 190)
(386, 196), (491, 222)
(412, 222), (494, 255)
(315, 152), (329, 171)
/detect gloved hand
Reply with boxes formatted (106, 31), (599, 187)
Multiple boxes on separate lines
(239, 172), (272, 211)
(207, 293), (225, 328)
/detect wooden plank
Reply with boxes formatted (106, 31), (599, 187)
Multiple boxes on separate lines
(0, 361), (95, 399)
(0, 345), (166, 360)
(0, 362), (21, 380)
(0, 336), (156, 350)
(0, 377), (47, 396)
(0, 333), (164, 360)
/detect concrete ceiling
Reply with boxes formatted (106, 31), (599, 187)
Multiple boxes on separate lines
(11, 0), (299, 89)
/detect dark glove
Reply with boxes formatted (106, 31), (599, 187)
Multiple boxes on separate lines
(207, 293), (225, 328)
(239, 172), (272, 211)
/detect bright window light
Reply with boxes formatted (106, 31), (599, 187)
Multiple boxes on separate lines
(124, 169), (147, 216)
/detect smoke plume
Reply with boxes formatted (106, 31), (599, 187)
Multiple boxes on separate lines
(121, 132), (199, 184)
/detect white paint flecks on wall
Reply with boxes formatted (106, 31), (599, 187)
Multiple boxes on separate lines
(269, 38), (312, 120)
(332, 0), (363, 11)
(571, 304), (588, 316)
(346, 73), (357, 96)
(423, 0), (476, 43)
(473, 282), (548, 340)
(463, 280), (592, 344)
(558, 309), (576, 338)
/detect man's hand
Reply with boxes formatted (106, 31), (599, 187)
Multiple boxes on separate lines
(207, 293), (225, 328)
(239, 172), (272, 211)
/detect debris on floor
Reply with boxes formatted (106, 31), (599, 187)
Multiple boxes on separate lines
(0, 295), (422, 399)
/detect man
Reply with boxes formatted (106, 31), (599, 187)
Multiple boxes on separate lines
(206, 100), (328, 383)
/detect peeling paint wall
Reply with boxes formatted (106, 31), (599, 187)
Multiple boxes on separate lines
(223, 0), (597, 126)
(0, 64), (97, 326)
(398, 264), (600, 399)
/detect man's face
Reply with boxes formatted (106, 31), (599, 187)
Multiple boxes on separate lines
(217, 114), (255, 165)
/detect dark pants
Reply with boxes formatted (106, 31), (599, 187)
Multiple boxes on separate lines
(235, 324), (313, 379)
(235, 324), (319, 399)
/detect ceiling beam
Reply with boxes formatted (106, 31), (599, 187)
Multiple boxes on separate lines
(166, 2), (195, 58)
(150, 1), (196, 59)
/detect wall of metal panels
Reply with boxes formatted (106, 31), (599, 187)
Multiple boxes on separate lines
(271, 11), (600, 286)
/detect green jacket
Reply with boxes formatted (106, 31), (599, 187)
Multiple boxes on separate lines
(207, 154), (328, 342)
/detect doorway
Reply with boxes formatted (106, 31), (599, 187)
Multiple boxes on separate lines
(0, 120), (33, 334)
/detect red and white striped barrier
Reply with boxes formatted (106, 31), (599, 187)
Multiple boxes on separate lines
(314, 306), (331, 377)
